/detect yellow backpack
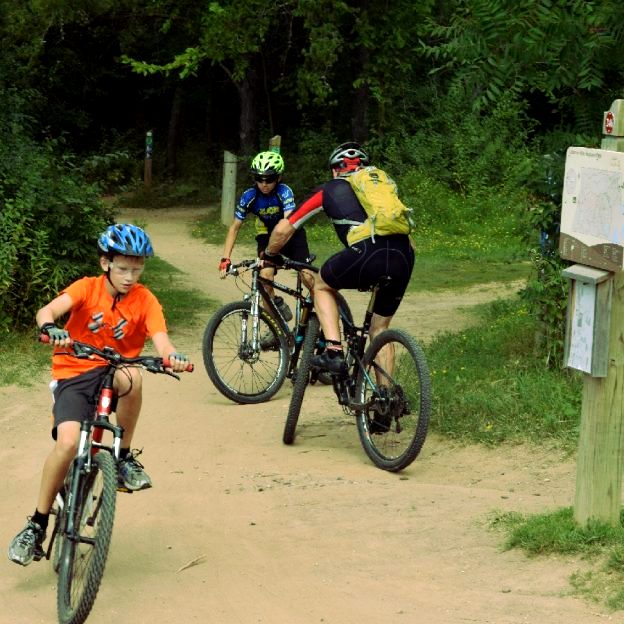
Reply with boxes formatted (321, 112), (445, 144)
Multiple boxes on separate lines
(338, 166), (413, 246)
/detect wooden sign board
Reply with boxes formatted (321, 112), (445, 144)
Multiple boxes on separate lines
(559, 147), (624, 272)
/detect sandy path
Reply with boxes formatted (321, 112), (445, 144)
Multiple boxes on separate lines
(0, 206), (614, 624)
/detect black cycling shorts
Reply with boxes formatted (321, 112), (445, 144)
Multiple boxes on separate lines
(320, 234), (415, 317)
(256, 228), (311, 263)
(51, 366), (114, 439)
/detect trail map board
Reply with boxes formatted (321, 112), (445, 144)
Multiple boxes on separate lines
(559, 147), (624, 272)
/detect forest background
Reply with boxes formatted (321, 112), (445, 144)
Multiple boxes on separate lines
(2, 0), (624, 441)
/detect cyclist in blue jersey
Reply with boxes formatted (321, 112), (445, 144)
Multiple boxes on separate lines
(219, 151), (313, 343)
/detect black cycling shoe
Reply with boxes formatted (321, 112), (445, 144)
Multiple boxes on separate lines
(311, 350), (347, 374)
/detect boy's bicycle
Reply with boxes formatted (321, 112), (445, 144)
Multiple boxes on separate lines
(283, 270), (431, 472)
(41, 337), (192, 624)
(202, 257), (352, 404)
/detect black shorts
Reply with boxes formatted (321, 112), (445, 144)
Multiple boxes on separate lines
(51, 366), (114, 438)
(256, 228), (311, 263)
(320, 235), (415, 317)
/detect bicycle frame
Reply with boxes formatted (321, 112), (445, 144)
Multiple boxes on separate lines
(329, 279), (387, 412)
(47, 362), (125, 556)
(231, 259), (317, 378)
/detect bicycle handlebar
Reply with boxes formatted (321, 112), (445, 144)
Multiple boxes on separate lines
(39, 335), (194, 373)
(227, 257), (320, 276)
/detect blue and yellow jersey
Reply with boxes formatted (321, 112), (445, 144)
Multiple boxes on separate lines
(234, 183), (296, 235)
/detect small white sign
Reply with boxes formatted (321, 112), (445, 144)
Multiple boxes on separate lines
(567, 281), (596, 374)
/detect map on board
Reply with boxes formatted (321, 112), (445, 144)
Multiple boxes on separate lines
(559, 147), (624, 271)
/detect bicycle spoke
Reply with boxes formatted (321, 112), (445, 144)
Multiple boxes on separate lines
(203, 302), (289, 403)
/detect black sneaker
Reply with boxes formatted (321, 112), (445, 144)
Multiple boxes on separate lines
(311, 350), (347, 374)
(8, 518), (46, 566)
(118, 450), (152, 491)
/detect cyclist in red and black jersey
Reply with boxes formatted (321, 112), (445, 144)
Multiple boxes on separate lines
(263, 142), (414, 373)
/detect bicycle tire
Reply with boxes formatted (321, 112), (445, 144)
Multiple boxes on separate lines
(57, 451), (117, 624)
(49, 495), (64, 575)
(315, 293), (354, 386)
(283, 314), (320, 445)
(355, 328), (431, 472)
(202, 300), (289, 404)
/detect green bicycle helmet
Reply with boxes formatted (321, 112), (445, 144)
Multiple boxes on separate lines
(250, 151), (285, 176)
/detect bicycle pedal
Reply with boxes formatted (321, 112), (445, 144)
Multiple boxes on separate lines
(116, 485), (134, 494)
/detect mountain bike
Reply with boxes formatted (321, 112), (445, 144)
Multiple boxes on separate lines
(41, 337), (193, 624)
(283, 273), (431, 472)
(202, 257), (352, 404)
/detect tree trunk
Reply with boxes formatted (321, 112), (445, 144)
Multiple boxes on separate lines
(237, 67), (259, 157)
(166, 84), (184, 179)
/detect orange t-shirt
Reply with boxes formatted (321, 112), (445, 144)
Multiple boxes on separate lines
(52, 275), (168, 379)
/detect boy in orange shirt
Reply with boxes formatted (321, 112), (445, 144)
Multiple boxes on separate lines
(8, 223), (191, 566)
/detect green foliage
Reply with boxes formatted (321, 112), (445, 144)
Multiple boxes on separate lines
(422, 0), (624, 113)
(82, 150), (134, 192)
(0, 87), (113, 332)
(426, 297), (582, 448)
(519, 131), (597, 366)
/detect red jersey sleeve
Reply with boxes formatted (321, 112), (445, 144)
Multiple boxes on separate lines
(287, 188), (324, 229)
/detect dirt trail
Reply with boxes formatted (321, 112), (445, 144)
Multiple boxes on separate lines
(0, 206), (616, 624)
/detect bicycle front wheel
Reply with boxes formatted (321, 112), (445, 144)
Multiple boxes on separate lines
(57, 451), (117, 624)
(355, 329), (431, 472)
(202, 301), (289, 404)
(283, 314), (319, 445)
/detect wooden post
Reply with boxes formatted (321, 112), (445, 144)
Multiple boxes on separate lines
(268, 135), (281, 153)
(573, 99), (624, 526)
(574, 272), (624, 525)
(144, 130), (153, 188)
(221, 150), (237, 226)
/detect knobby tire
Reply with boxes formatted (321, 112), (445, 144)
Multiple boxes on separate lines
(283, 314), (320, 445)
(57, 451), (117, 624)
(202, 300), (289, 404)
(355, 329), (431, 472)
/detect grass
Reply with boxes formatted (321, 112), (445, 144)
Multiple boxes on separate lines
(490, 508), (624, 611)
(425, 297), (582, 450)
(193, 206), (531, 292)
(140, 256), (217, 331)
(0, 255), (217, 387)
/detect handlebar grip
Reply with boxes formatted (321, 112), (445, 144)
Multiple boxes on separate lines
(163, 359), (194, 372)
(39, 334), (74, 345)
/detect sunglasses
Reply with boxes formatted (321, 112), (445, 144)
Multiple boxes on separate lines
(254, 174), (278, 184)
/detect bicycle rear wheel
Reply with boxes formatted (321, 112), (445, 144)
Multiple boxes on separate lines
(203, 301), (289, 404)
(355, 329), (431, 472)
(57, 451), (117, 624)
(283, 314), (319, 444)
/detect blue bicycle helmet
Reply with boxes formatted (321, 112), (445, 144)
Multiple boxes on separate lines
(98, 224), (154, 257)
